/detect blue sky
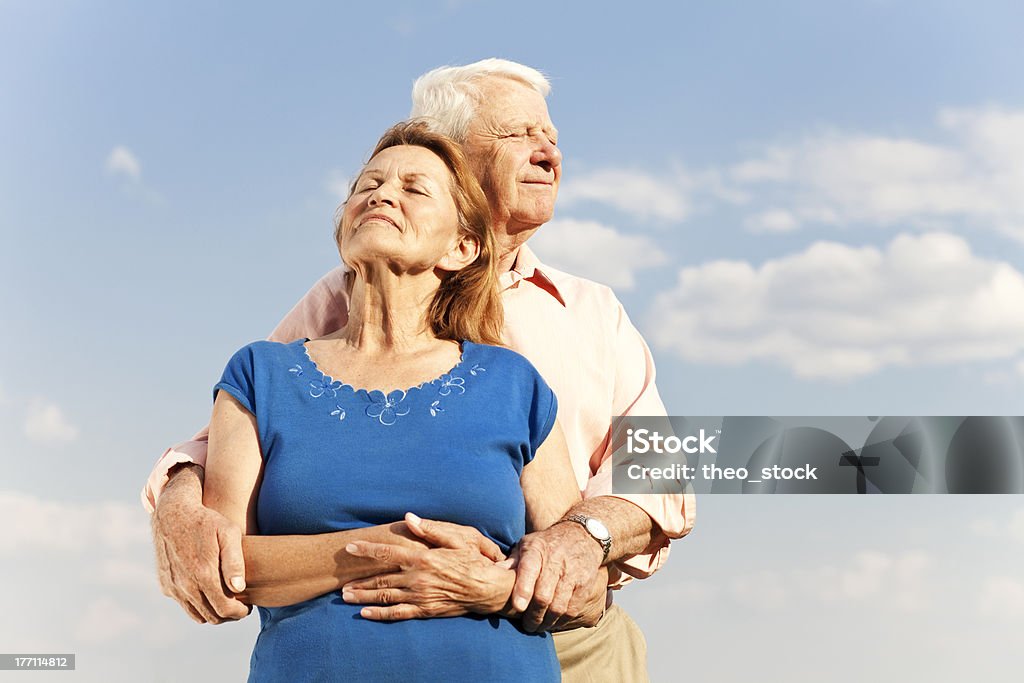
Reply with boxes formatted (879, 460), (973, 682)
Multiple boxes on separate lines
(2, 1), (1024, 680)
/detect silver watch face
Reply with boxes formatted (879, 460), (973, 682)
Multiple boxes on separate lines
(585, 518), (611, 541)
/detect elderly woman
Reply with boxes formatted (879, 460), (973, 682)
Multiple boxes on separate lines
(202, 121), (582, 682)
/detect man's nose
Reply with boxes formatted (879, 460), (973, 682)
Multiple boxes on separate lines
(531, 138), (562, 174)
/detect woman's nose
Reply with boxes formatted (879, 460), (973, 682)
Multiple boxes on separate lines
(368, 184), (396, 207)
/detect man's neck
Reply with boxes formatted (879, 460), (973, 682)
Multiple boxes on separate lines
(494, 222), (542, 273)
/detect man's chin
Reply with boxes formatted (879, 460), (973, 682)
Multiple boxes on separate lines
(511, 205), (556, 231)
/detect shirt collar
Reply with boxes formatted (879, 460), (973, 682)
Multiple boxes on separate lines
(500, 244), (568, 307)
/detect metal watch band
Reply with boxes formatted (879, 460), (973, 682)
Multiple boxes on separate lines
(562, 514), (612, 561)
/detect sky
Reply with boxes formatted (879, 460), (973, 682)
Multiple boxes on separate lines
(2, 0), (1024, 680)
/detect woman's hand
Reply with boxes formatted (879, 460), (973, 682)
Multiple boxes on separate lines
(340, 513), (513, 620)
(403, 513), (506, 561)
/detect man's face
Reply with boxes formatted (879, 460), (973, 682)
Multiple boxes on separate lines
(461, 77), (562, 236)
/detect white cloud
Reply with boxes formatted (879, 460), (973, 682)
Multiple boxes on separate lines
(632, 579), (720, 611)
(969, 509), (1024, 543)
(663, 550), (935, 614)
(558, 168), (691, 223)
(745, 208), (800, 233)
(979, 576), (1024, 618)
(981, 369), (1015, 386)
(1009, 509), (1024, 543)
(729, 106), (1024, 241)
(969, 518), (1000, 538)
(24, 398), (79, 443)
(0, 491), (150, 553)
(1016, 359), (1024, 377)
(730, 570), (787, 609)
(663, 580), (720, 606)
(801, 550), (932, 611)
(807, 551), (891, 602)
(94, 557), (159, 590)
(530, 218), (668, 289)
(731, 146), (794, 183)
(106, 145), (142, 181)
(74, 596), (144, 644)
(650, 232), (1024, 379)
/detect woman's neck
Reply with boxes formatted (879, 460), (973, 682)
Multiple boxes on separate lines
(333, 266), (441, 354)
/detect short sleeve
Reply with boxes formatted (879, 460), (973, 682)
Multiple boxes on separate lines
(527, 372), (558, 458)
(213, 345), (257, 415)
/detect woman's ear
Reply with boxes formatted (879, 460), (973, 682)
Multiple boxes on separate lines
(436, 233), (481, 273)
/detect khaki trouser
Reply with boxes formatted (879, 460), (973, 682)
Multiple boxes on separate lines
(551, 604), (650, 683)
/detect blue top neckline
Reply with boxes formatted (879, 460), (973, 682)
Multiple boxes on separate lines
(297, 338), (473, 398)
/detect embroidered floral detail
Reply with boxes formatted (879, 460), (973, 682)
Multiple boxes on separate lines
(437, 374), (465, 396)
(468, 364), (486, 376)
(330, 406), (346, 421)
(365, 390), (411, 426)
(309, 377), (343, 399)
(288, 365), (304, 376)
(429, 400), (444, 417)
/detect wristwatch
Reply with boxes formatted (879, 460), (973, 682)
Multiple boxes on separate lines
(561, 514), (612, 561)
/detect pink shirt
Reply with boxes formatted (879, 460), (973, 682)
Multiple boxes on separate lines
(143, 245), (694, 587)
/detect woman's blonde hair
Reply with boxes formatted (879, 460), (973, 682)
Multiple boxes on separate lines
(335, 120), (503, 345)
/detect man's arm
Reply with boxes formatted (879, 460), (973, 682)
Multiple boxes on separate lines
(506, 497), (651, 632)
(587, 298), (694, 584)
(509, 297), (695, 627)
(152, 462), (248, 623)
(147, 268), (350, 621)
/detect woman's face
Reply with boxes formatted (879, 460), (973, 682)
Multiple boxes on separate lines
(339, 145), (462, 274)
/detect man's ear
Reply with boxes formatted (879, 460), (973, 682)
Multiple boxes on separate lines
(436, 233), (481, 273)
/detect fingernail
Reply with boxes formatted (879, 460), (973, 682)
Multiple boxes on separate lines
(341, 591), (353, 602)
(406, 512), (421, 526)
(346, 543), (359, 553)
(229, 576), (245, 592)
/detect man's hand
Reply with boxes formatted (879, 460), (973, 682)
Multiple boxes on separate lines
(511, 521), (605, 632)
(152, 465), (250, 624)
(340, 513), (511, 621)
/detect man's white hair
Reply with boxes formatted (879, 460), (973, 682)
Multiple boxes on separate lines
(410, 58), (551, 142)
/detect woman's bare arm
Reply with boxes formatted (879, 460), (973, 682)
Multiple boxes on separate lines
(203, 392), (437, 608)
(520, 421), (582, 532)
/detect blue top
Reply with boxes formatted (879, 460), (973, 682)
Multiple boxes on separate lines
(214, 339), (561, 683)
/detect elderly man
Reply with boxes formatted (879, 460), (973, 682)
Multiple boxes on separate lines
(145, 58), (693, 681)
